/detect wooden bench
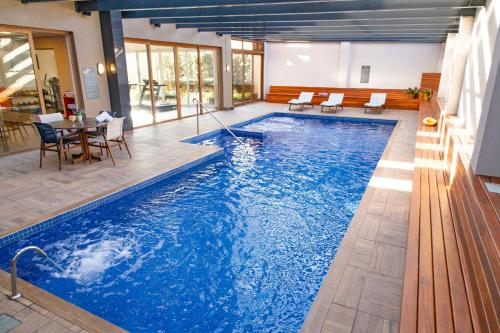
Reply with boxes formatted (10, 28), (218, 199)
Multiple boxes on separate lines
(266, 86), (421, 110)
(400, 98), (499, 332)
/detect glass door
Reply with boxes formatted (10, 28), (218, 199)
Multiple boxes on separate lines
(199, 48), (219, 111)
(178, 47), (199, 117)
(232, 53), (243, 103)
(150, 45), (178, 122)
(0, 31), (43, 155)
(253, 54), (262, 100)
(243, 54), (253, 102)
(125, 42), (153, 127)
(232, 51), (263, 105)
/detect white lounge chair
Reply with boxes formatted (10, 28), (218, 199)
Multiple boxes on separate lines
(364, 93), (387, 113)
(320, 93), (344, 113)
(288, 92), (314, 111)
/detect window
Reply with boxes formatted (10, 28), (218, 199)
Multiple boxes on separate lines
(231, 39), (263, 104)
(231, 40), (243, 50)
(360, 65), (371, 83)
(124, 40), (221, 127)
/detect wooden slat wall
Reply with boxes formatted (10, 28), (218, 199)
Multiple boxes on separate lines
(420, 73), (441, 93)
(265, 86), (421, 110)
(400, 97), (500, 332)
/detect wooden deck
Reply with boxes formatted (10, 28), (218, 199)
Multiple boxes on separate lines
(400, 98), (499, 332)
(266, 86), (421, 110)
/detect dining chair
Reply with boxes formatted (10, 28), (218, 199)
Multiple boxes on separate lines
(33, 122), (80, 171)
(38, 113), (78, 137)
(88, 117), (131, 166)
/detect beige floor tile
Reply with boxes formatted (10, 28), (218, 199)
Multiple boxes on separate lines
(376, 220), (408, 248)
(358, 273), (403, 321)
(352, 311), (399, 333)
(358, 215), (381, 241)
(368, 243), (406, 279)
(321, 303), (357, 333)
(349, 238), (376, 269)
(333, 265), (367, 309)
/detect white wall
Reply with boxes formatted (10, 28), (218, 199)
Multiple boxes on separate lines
(123, 20), (233, 109)
(266, 42), (341, 89)
(265, 41), (443, 94)
(348, 42), (443, 88)
(0, 0), (110, 117)
(455, 0), (500, 135)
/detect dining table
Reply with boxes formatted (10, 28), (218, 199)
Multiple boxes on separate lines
(50, 117), (107, 164)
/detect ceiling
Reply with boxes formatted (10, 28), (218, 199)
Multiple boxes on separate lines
(21, 0), (486, 42)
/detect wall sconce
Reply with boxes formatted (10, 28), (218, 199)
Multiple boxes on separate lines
(97, 62), (105, 75)
(225, 65), (231, 72)
(109, 63), (117, 74)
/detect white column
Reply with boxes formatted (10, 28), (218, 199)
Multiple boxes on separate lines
(444, 16), (474, 115)
(437, 33), (457, 100)
(471, 24), (500, 177)
(337, 42), (351, 87)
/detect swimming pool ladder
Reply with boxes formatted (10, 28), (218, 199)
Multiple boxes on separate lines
(193, 98), (244, 144)
(9, 246), (47, 300)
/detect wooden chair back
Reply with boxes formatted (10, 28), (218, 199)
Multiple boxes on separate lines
(106, 117), (125, 141)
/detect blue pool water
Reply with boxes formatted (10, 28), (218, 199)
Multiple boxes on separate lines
(0, 115), (394, 332)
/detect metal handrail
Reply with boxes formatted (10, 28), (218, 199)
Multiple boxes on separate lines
(193, 98), (244, 144)
(10, 246), (47, 300)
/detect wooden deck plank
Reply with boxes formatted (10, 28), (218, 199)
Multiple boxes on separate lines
(429, 136), (454, 332)
(416, 104), (435, 332)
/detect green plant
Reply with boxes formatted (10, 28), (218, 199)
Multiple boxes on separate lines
(75, 108), (85, 117)
(405, 87), (420, 99)
(422, 88), (433, 101)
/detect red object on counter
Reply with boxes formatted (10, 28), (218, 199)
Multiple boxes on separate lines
(63, 94), (75, 117)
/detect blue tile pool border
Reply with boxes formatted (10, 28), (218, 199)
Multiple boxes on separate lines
(0, 149), (224, 248)
(1, 112), (397, 248)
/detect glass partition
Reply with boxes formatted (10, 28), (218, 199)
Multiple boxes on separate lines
(125, 42), (153, 127)
(253, 55), (262, 100)
(150, 45), (178, 122)
(232, 53), (243, 103)
(243, 54), (253, 101)
(231, 39), (263, 105)
(178, 47), (200, 117)
(0, 31), (41, 155)
(200, 49), (219, 111)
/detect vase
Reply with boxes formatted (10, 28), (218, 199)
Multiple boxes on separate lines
(77, 115), (83, 122)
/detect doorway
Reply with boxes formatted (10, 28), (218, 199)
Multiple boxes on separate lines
(0, 27), (78, 156)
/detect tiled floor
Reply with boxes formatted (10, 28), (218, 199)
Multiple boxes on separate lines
(0, 102), (418, 333)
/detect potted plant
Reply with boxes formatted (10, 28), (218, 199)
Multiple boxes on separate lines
(422, 88), (433, 101)
(75, 108), (85, 122)
(405, 87), (420, 99)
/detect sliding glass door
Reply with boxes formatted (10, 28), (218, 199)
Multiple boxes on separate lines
(150, 45), (178, 122)
(178, 47), (199, 118)
(125, 40), (221, 127)
(231, 40), (263, 104)
(200, 49), (219, 111)
(125, 42), (153, 127)
(232, 53), (243, 103)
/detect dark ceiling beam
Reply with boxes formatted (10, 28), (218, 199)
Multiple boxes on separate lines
(75, 0), (353, 12)
(176, 17), (460, 29)
(199, 26), (459, 33)
(148, 8), (477, 24)
(241, 36), (447, 42)
(120, 1), (482, 19)
(230, 31), (447, 38)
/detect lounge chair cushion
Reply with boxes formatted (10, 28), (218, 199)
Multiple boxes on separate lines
(365, 102), (383, 107)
